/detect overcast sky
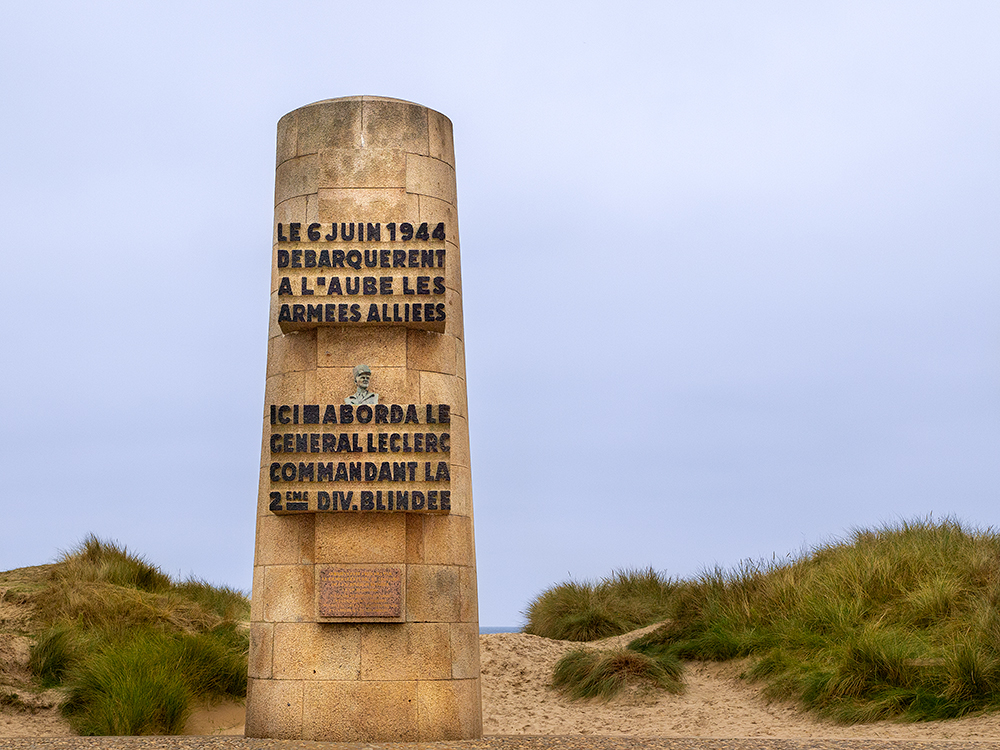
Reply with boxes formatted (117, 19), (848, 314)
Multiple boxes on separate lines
(1, 1), (997, 626)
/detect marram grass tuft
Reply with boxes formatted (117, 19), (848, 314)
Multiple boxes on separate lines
(552, 647), (683, 700)
(523, 568), (675, 641)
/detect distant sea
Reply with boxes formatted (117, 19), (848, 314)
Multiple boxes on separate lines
(479, 626), (521, 634)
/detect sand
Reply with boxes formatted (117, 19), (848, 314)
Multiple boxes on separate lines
(478, 626), (1000, 741)
(4, 622), (1000, 740)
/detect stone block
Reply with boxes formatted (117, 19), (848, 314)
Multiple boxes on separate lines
(263, 565), (314, 623)
(274, 154), (318, 205)
(263, 372), (306, 413)
(416, 679), (482, 741)
(406, 329), (457, 375)
(254, 514), (301, 566)
(423, 515), (475, 567)
(456, 338), (466, 381)
(302, 679), (417, 742)
(272, 196), (308, 246)
(258, 421), (271, 473)
(363, 99), (429, 153)
(266, 330), (317, 376)
(298, 515), (314, 564)
(275, 111), (297, 167)
(419, 371), (465, 418)
(256, 466), (273, 517)
(296, 99), (362, 155)
(428, 109), (455, 167)
(459, 565), (479, 623)
(418, 194), (460, 256)
(272, 622), (360, 679)
(360, 622), (451, 680)
(406, 153), (456, 205)
(267, 292), (283, 340)
(446, 464), (473, 517)
(406, 564), (461, 622)
(319, 326), (406, 369)
(405, 514), (425, 563)
(305, 193), (319, 223)
(248, 622), (273, 679)
(314, 512), (406, 563)
(444, 287), (465, 340)
(250, 565), (265, 621)
(446, 414), (471, 469)
(450, 622), (480, 679)
(444, 238), (463, 293)
(319, 148), (406, 189)
(300, 369), (318, 404)
(318, 187), (419, 222)
(244, 678), (303, 739)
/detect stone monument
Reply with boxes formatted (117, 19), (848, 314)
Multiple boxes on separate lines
(245, 96), (481, 742)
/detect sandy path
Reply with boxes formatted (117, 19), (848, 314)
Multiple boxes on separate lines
(479, 628), (1000, 741)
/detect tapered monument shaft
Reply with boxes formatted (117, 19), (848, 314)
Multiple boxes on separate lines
(246, 96), (481, 742)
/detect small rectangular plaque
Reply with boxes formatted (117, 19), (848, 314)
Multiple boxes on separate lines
(316, 565), (405, 622)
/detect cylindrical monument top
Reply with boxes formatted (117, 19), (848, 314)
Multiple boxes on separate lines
(275, 96), (456, 172)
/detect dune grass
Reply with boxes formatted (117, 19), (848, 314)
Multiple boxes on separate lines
(26, 535), (249, 735)
(552, 647), (683, 700)
(527, 518), (1000, 722)
(523, 567), (677, 641)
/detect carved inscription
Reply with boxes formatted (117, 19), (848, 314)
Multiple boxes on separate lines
(274, 220), (447, 333)
(267, 401), (452, 514)
(317, 566), (404, 620)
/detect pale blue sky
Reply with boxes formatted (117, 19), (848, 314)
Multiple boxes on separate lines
(1, 1), (997, 625)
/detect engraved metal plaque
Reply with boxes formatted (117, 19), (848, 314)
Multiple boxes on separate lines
(316, 565), (405, 622)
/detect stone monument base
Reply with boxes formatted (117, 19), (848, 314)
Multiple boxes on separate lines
(246, 670), (481, 741)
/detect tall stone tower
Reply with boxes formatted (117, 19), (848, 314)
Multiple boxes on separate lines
(245, 96), (481, 742)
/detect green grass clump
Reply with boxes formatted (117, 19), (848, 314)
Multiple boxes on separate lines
(529, 518), (1000, 722)
(28, 624), (92, 687)
(552, 647), (683, 700)
(60, 534), (172, 592)
(523, 568), (676, 640)
(25, 536), (249, 736)
(174, 578), (250, 622)
(61, 628), (248, 736)
(61, 632), (192, 735)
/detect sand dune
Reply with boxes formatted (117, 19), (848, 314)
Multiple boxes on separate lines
(5, 621), (1000, 739)
(480, 626), (1000, 741)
